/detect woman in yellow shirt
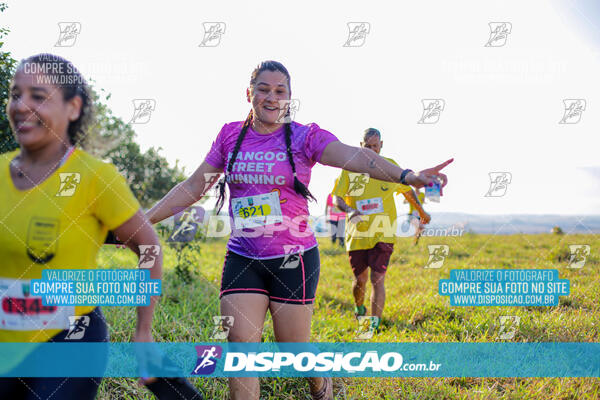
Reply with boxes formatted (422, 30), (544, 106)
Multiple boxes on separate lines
(0, 54), (173, 399)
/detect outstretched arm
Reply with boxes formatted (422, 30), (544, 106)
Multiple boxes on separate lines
(320, 141), (453, 189)
(146, 161), (223, 224)
(111, 210), (162, 343)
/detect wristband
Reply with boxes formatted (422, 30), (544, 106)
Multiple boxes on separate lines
(400, 169), (414, 185)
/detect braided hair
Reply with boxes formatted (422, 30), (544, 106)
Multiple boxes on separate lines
(214, 60), (315, 214)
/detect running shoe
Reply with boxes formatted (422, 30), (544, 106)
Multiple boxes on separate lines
(354, 305), (367, 319)
(310, 376), (333, 400)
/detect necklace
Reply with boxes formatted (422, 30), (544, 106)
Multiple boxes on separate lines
(13, 146), (75, 180)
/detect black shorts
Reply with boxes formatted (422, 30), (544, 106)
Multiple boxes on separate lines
(0, 307), (109, 400)
(220, 246), (320, 304)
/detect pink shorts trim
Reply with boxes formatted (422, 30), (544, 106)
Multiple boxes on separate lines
(300, 254), (306, 301)
(268, 296), (315, 304)
(220, 288), (269, 296)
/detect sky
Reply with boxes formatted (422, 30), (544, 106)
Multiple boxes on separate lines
(3, 0), (600, 216)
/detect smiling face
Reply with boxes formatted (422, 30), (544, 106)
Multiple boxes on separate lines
(246, 69), (291, 127)
(7, 66), (81, 151)
(361, 134), (383, 154)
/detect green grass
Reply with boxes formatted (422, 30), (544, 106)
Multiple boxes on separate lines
(96, 233), (600, 399)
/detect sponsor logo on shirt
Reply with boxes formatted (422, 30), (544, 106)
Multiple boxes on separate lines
(26, 217), (59, 263)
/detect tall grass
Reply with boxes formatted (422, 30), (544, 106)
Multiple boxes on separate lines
(97, 233), (600, 399)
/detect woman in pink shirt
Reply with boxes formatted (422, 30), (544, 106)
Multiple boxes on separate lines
(147, 60), (452, 400)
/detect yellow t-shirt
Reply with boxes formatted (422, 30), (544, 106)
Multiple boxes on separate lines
(0, 149), (140, 348)
(332, 157), (411, 252)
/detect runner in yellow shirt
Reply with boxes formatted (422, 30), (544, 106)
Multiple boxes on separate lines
(332, 128), (431, 332)
(0, 54), (200, 400)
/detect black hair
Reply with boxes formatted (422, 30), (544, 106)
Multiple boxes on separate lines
(15, 53), (93, 146)
(215, 60), (315, 214)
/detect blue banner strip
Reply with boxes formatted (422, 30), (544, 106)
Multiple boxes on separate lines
(1, 343), (599, 378)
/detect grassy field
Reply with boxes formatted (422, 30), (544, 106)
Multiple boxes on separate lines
(97, 232), (600, 399)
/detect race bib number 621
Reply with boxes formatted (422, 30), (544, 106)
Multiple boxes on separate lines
(232, 192), (283, 229)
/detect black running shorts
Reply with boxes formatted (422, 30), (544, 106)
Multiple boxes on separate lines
(220, 246), (320, 304)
